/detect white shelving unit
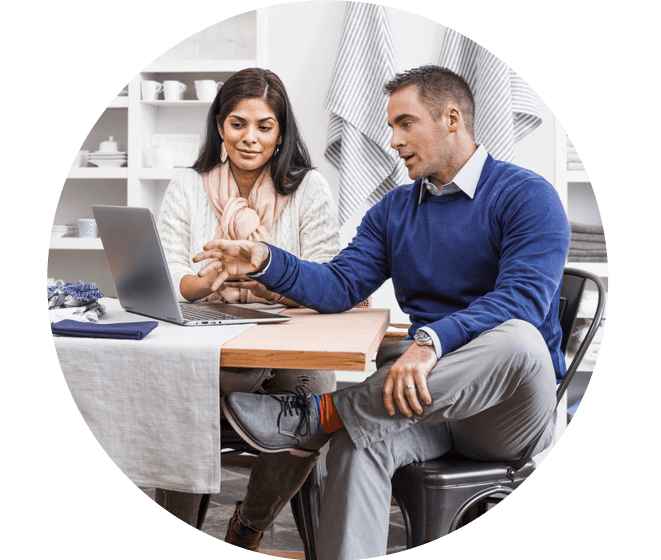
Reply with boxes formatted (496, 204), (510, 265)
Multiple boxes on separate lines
(554, 119), (608, 280)
(48, 11), (266, 289)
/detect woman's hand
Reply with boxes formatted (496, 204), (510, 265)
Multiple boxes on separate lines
(222, 276), (279, 302)
(180, 272), (218, 302)
(193, 239), (270, 292)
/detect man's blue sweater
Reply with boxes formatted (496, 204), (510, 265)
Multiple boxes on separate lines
(259, 155), (571, 379)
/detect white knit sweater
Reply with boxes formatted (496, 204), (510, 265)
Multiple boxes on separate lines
(156, 168), (341, 302)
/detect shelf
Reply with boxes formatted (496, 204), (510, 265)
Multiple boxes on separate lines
(68, 167), (128, 179)
(108, 96), (128, 108)
(564, 352), (599, 374)
(142, 59), (257, 73)
(50, 237), (104, 250)
(567, 169), (590, 183)
(141, 100), (212, 108)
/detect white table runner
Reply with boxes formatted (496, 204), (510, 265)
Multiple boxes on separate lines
(53, 298), (254, 493)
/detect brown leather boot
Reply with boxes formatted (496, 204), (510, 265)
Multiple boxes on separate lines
(225, 502), (263, 551)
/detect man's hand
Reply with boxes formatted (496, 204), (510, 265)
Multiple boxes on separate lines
(381, 343), (437, 417)
(193, 239), (270, 292)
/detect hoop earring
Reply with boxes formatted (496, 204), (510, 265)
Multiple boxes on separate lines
(220, 142), (228, 163)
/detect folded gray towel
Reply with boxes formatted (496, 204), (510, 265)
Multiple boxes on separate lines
(570, 222), (604, 235)
(568, 249), (608, 259)
(571, 232), (606, 243)
(569, 255), (607, 262)
(569, 240), (607, 251)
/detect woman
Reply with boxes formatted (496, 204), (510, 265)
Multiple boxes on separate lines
(155, 68), (340, 550)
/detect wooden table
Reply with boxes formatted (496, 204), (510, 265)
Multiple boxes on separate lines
(219, 307), (390, 371)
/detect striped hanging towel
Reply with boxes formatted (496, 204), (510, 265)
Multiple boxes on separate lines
(438, 28), (542, 162)
(324, 2), (408, 225)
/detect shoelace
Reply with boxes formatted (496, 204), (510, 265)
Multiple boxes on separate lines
(272, 386), (313, 437)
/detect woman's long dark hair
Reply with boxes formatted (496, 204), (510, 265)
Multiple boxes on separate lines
(191, 68), (313, 196)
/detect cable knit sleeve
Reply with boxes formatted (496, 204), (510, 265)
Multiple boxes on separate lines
(294, 170), (341, 263)
(156, 169), (200, 302)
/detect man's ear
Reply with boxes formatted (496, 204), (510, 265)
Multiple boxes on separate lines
(447, 107), (461, 132)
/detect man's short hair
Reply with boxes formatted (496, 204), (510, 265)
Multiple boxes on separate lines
(384, 65), (475, 139)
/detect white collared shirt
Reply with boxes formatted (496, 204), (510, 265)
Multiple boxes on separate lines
(418, 144), (488, 203)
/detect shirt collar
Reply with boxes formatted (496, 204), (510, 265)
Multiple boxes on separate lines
(418, 144), (488, 203)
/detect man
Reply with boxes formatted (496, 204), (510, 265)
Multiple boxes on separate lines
(194, 66), (570, 559)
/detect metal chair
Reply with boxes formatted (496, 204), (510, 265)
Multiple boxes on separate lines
(389, 267), (606, 547)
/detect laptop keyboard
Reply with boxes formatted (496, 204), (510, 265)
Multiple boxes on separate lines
(180, 305), (239, 321)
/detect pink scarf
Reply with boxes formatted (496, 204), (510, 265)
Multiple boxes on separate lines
(202, 161), (289, 303)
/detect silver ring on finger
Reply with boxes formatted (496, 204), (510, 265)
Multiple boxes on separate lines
(404, 385), (416, 390)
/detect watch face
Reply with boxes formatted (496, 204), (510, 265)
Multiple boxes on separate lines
(415, 331), (433, 345)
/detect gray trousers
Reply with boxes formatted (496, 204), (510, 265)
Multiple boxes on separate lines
(317, 320), (558, 560)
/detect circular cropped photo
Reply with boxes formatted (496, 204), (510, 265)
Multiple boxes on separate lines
(47, 2), (607, 558)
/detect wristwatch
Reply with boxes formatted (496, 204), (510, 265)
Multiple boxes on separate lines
(414, 329), (434, 347)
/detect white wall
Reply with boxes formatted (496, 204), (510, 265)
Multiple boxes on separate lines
(263, 2), (557, 321)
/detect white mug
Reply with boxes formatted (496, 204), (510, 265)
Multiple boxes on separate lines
(163, 80), (187, 101)
(145, 146), (175, 168)
(77, 219), (98, 238)
(141, 80), (163, 101)
(195, 80), (223, 101)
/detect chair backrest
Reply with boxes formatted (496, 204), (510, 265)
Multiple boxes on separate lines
(555, 267), (607, 405)
(507, 267), (606, 478)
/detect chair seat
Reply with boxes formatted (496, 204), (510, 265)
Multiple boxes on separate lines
(391, 454), (537, 546)
(394, 453), (536, 487)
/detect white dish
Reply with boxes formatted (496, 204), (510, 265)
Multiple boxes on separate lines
(89, 151), (127, 157)
(88, 159), (128, 167)
(88, 156), (126, 160)
(52, 225), (77, 237)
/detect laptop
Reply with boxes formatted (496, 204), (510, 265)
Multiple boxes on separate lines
(92, 205), (291, 326)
